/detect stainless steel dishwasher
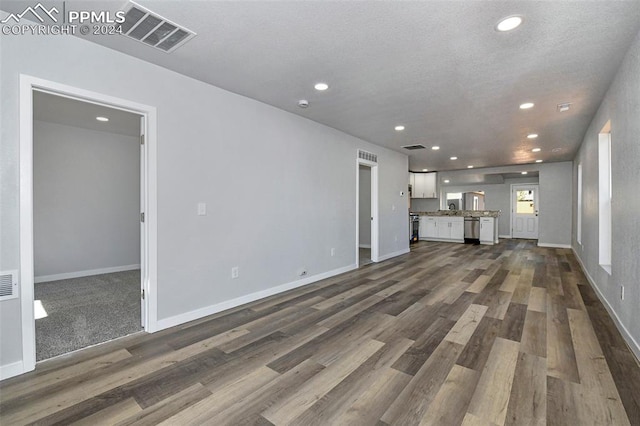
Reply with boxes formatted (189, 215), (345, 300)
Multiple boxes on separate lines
(464, 217), (480, 243)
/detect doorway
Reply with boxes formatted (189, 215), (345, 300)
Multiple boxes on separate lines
(32, 91), (143, 361)
(19, 75), (157, 374)
(358, 165), (372, 265)
(512, 184), (539, 239)
(356, 158), (378, 267)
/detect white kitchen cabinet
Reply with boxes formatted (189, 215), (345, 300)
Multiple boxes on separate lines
(411, 172), (437, 198)
(419, 216), (437, 239)
(432, 217), (464, 242)
(451, 218), (464, 241)
(480, 217), (497, 245)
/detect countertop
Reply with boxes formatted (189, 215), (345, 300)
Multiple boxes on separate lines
(412, 210), (500, 218)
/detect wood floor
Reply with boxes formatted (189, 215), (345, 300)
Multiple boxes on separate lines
(1, 240), (639, 425)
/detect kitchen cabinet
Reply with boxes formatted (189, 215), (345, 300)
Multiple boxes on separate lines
(410, 172), (437, 198)
(480, 217), (498, 245)
(420, 216), (437, 239)
(435, 217), (464, 241)
(420, 216), (463, 242)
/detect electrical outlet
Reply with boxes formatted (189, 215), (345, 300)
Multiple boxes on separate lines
(621, 285), (625, 300)
(330, 248), (335, 257)
(231, 266), (239, 279)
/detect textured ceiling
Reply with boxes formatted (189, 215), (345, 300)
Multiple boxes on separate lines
(7, 1), (640, 172)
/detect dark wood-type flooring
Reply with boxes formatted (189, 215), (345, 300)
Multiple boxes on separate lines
(1, 240), (639, 425)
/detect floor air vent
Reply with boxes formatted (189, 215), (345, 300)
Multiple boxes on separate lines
(402, 144), (427, 150)
(358, 150), (377, 163)
(121, 1), (196, 53)
(0, 271), (18, 301)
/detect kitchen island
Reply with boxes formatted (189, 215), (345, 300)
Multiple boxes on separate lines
(412, 210), (500, 245)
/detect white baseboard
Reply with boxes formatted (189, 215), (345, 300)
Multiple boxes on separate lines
(572, 248), (640, 362)
(359, 244), (371, 249)
(156, 263), (358, 331)
(538, 242), (572, 248)
(499, 234), (511, 239)
(34, 264), (141, 283)
(0, 361), (24, 381)
(377, 248), (410, 262)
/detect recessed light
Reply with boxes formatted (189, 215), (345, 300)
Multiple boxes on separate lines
(422, 168), (428, 172)
(531, 148), (541, 152)
(314, 82), (329, 91)
(557, 103), (571, 112)
(432, 146), (440, 150)
(395, 125), (405, 131)
(450, 156), (458, 160)
(444, 179), (450, 183)
(467, 165), (474, 169)
(527, 134), (538, 139)
(496, 16), (523, 32)
(298, 99), (309, 108)
(521, 171), (528, 175)
(535, 159), (543, 163)
(520, 102), (534, 109)
(96, 116), (109, 122)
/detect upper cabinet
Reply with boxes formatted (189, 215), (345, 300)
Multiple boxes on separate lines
(409, 172), (437, 198)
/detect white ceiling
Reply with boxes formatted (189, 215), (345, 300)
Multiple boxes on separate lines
(33, 91), (141, 137)
(10, 1), (640, 172)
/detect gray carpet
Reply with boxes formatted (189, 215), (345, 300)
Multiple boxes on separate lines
(35, 270), (142, 361)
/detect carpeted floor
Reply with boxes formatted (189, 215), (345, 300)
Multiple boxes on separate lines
(35, 270), (142, 361)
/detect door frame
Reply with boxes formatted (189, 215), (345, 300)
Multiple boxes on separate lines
(355, 158), (379, 266)
(18, 75), (158, 374)
(510, 184), (539, 239)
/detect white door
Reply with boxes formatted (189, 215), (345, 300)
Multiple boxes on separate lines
(512, 185), (539, 239)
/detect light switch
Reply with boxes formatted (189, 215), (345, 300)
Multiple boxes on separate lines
(197, 202), (206, 216)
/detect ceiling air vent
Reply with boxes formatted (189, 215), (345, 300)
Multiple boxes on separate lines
(0, 271), (18, 301)
(402, 144), (426, 150)
(358, 150), (377, 163)
(120, 1), (196, 53)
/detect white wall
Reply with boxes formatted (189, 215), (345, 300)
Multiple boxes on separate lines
(538, 162), (573, 247)
(358, 165), (371, 247)
(33, 121), (140, 280)
(572, 30), (640, 358)
(0, 23), (409, 375)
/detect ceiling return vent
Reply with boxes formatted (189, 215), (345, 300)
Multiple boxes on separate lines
(0, 271), (18, 301)
(120, 1), (196, 53)
(402, 144), (426, 150)
(358, 150), (377, 163)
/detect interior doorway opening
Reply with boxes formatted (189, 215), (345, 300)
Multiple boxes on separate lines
(19, 75), (158, 375)
(358, 165), (372, 266)
(356, 157), (378, 267)
(32, 91), (144, 361)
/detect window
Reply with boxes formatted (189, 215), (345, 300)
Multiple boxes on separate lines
(577, 163), (583, 245)
(516, 190), (535, 214)
(598, 121), (612, 273)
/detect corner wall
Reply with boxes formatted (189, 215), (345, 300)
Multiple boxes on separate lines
(0, 23), (409, 378)
(572, 30), (640, 358)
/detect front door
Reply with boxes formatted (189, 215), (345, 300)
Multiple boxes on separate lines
(512, 185), (539, 239)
